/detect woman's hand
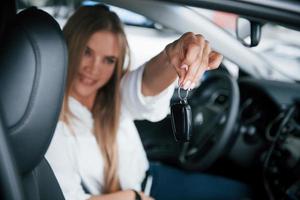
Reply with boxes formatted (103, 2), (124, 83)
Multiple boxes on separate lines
(165, 32), (223, 90)
(142, 32), (223, 96)
(88, 189), (155, 200)
(138, 191), (155, 200)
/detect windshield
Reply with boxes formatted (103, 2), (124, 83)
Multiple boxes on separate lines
(191, 7), (300, 82)
(253, 25), (300, 81)
(17, 0), (300, 82)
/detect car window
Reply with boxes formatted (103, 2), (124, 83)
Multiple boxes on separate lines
(190, 7), (237, 37)
(33, 1), (179, 70)
(189, 6), (300, 82)
(83, 0), (155, 28)
(17, 0), (300, 82)
(253, 25), (300, 81)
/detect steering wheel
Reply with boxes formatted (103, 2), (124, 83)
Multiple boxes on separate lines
(179, 71), (240, 171)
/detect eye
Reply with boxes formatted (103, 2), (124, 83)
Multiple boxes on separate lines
(105, 57), (117, 65)
(84, 46), (92, 57)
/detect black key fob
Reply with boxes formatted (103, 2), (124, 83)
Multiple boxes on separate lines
(170, 100), (192, 142)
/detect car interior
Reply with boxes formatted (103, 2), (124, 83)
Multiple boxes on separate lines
(1, 0), (300, 200)
(0, 2), (67, 200)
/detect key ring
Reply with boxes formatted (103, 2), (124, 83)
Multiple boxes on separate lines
(178, 87), (189, 102)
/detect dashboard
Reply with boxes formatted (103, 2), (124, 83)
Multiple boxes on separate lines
(230, 78), (300, 199)
(135, 75), (300, 199)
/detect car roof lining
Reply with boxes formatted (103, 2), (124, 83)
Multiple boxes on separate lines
(16, 0), (300, 31)
(158, 0), (300, 31)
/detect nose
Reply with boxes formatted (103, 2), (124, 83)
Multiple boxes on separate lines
(85, 56), (101, 75)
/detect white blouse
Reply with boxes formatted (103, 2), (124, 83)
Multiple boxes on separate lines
(45, 65), (175, 200)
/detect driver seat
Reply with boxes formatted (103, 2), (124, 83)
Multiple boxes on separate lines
(0, 7), (67, 200)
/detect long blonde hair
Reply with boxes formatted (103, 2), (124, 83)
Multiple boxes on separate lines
(61, 4), (130, 193)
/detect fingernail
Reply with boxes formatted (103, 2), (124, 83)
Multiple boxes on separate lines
(178, 79), (182, 87)
(180, 64), (188, 71)
(183, 80), (191, 90)
(190, 82), (196, 89)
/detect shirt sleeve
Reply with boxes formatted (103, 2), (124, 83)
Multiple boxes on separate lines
(45, 122), (92, 200)
(120, 64), (176, 122)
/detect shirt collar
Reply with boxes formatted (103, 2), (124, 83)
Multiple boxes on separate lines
(69, 97), (93, 130)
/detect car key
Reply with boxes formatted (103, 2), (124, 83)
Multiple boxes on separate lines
(170, 87), (192, 142)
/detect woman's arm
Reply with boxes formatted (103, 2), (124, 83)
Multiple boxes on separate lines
(141, 49), (177, 97)
(142, 32), (223, 96)
(89, 190), (153, 200)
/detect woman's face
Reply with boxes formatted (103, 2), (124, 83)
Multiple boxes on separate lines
(71, 31), (119, 105)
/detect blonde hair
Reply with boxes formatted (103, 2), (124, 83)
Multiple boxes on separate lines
(61, 5), (130, 193)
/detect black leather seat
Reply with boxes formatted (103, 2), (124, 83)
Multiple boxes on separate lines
(0, 7), (67, 200)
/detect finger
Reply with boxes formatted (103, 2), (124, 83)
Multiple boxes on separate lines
(181, 35), (205, 67)
(180, 35), (206, 89)
(178, 68), (186, 87)
(182, 40), (210, 90)
(189, 47), (210, 89)
(165, 43), (186, 84)
(138, 192), (147, 200)
(182, 55), (202, 90)
(165, 42), (182, 68)
(207, 51), (223, 70)
(190, 41), (211, 88)
(170, 60), (187, 87)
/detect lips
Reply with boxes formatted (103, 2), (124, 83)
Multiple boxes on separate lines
(78, 73), (97, 86)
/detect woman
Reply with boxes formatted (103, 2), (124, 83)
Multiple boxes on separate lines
(46, 4), (251, 200)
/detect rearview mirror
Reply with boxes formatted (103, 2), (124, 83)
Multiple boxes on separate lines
(236, 17), (262, 47)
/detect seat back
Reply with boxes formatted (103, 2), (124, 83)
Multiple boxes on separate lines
(0, 7), (67, 200)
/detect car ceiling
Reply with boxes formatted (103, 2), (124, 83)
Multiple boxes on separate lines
(17, 0), (300, 31)
(159, 0), (300, 31)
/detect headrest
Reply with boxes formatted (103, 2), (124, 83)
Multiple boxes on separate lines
(0, 7), (67, 174)
(0, 0), (16, 41)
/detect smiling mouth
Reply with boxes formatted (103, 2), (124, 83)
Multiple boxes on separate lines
(78, 74), (97, 86)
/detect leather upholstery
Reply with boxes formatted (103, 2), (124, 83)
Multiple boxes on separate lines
(0, 7), (67, 200)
